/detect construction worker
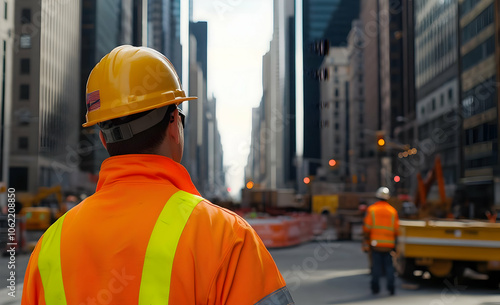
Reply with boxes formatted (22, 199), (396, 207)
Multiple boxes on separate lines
(363, 187), (399, 295)
(22, 46), (294, 305)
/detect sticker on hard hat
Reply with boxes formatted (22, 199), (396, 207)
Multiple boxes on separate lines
(86, 90), (101, 112)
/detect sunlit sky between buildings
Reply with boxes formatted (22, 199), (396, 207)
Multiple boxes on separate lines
(192, 0), (273, 198)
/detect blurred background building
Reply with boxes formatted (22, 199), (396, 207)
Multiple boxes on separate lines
(301, 0), (360, 183)
(0, 0), (14, 198)
(9, 0), (81, 194)
(459, 0), (499, 206)
(413, 0), (460, 198)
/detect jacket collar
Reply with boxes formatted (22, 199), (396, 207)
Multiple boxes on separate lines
(96, 154), (200, 196)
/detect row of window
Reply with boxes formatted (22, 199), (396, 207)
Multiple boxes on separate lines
(462, 76), (497, 118)
(420, 88), (454, 116)
(464, 123), (498, 146)
(415, 0), (454, 36)
(460, 0), (481, 18)
(462, 35), (495, 71)
(465, 155), (497, 169)
(461, 4), (494, 46)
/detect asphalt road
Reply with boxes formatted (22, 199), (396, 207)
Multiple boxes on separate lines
(269, 239), (500, 305)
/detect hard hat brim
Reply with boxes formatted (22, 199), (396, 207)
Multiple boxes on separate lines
(82, 96), (197, 127)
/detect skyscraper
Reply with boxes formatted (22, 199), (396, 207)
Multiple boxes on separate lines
(413, 0), (460, 197)
(245, 0), (295, 190)
(459, 0), (499, 208)
(147, 0), (182, 75)
(79, 0), (143, 181)
(10, 0), (81, 193)
(302, 0), (359, 176)
(0, 0), (14, 200)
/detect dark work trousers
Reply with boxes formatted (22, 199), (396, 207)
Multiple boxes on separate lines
(371, 250), (395, 293)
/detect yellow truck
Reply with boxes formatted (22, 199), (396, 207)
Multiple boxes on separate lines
(395, 219), (500, 286)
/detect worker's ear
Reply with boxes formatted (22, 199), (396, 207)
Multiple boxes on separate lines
(99, 130), (108, 150)
(167, 110), (181, 145)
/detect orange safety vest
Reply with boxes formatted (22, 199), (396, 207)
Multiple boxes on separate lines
(363, 201), (399, 249)
(22, 155), (293, 305)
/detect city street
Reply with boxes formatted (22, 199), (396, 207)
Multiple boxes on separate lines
(1, 234), (499, 304)
(270, 238), (500, 304)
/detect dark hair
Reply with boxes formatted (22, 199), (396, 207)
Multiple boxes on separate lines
(100, 105), (175, 156)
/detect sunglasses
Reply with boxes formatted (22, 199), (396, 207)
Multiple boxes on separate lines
(177, 107), (185, 128)
(169, 105), (185, 128)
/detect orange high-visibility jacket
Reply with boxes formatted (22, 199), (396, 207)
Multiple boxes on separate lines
(22, 155), (293, 305)
(363, 201), (399, 249)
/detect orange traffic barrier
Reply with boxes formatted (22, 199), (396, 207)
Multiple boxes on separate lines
(247, 213), (327, 248)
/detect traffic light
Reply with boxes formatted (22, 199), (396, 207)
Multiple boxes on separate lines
(329, 159), (337, 167)
(303, 177), (311, 184)
(246, 181), (254, 190)
(376, 131), (385, 150)
(394, 176), (401, 183)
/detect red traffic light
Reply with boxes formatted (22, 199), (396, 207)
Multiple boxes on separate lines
(303, 177), (311, 184)
(329, 159), (337, 167)
(394, 176), (401, 183)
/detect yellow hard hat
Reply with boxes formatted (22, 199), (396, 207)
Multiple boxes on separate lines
(83, 45), (196, 127)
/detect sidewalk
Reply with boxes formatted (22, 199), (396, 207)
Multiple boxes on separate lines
(0, 286), (23, 305)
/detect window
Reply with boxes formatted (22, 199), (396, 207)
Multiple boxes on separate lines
(4, 1), (7, 20)
(20, 35), (31, 49)
(448, 88), (453, 101)
(335, 123), (339, 130)
(421, 107), (425, 115)
(9, 167), (28, 191)
(461, 4), (494, 45)
(440, 94), (444, 106)
(21, 8), (31, 24)
(20, 84), (29, 100)
(20, 58), (30, 74)
(18, 137), (28, 149)
(358, 75), (363, 83)
(432, 98), (436, 111)
(335, 101), (339, 109)
(335, 88), (339, 97)
(462, 36), (495, 71)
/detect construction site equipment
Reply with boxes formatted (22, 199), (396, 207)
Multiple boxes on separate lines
(395, 155), (500, 287)
(313, 192), (383, 240)
(18, 185), (66, 231)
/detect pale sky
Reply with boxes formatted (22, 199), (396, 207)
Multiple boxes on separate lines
(192, 0), (274, 199)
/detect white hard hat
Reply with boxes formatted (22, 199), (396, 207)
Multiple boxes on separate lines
(375, 187), (390, 200)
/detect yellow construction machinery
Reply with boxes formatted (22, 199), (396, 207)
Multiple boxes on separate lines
(18, 185), (66, 231)
(395, 155), (500, 287)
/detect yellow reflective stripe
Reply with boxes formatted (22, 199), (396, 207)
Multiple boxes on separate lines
(374, 239), (395, 245)
(371, 210), (375, 227)
(372, 225), (395, 231)
(139, 191), (203, 305)
(38, 214), (68, 305)
(391, 212), (395, 228)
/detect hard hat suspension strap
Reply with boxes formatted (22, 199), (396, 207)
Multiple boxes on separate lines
(100, 105), (172, 143)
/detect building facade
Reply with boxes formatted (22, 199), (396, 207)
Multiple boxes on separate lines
(147, 0), (182, 75)
(413, 0), (460, 198)
(0, 0), (14, 206)
(245, 0), (295, 191)
(318, 47), (349, 190)
(302, 0), (359, 177)
(79, 0), (143, 190)
(10, 0), (81, 194)
(459, 0), (499, 209)
(347, 20), (367, 192)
